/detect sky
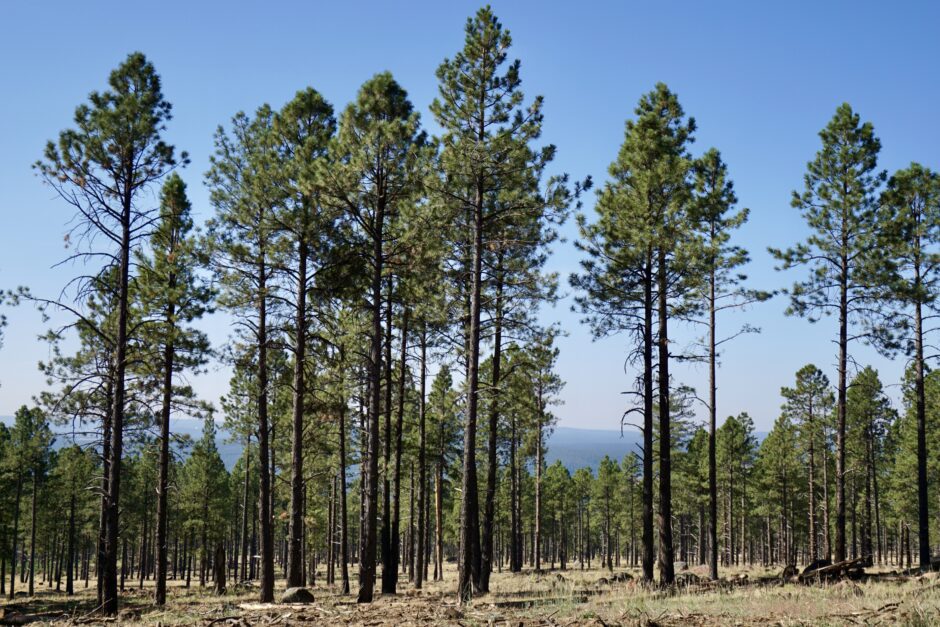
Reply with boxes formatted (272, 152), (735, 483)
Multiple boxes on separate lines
(1, 1), (938, 432)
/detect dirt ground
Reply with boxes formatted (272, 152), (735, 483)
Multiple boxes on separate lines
(2, 563), (940, 626)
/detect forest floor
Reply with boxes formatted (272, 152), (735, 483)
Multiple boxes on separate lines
(2, 563), (940, 626)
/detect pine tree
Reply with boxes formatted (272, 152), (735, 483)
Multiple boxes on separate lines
(206, 105), (282, 603)
(34, 53), (184, 614)
(691, 148), (767, 579)
(771, 103), (888, 563)
(179, 419), (231, 590)
(323, 72), (425, 602)
(881, 164), (940, 567)
(431, 7), (563, 600)
(780, 365), (833, 561)
(572, 83), (697, 583)
(270, 87), (338, 590)
(138, 174), (213, 605)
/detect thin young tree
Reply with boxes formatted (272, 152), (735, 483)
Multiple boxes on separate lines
(771, 103), (887, 563)
(138, 174), (212, 605)
(691, 148), (767, 580)
(780, 364), (833, 562)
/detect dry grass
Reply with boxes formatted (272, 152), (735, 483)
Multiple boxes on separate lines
(2, 565), (939, 625)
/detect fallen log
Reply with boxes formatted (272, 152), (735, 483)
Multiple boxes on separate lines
(798, 556), (868, 582)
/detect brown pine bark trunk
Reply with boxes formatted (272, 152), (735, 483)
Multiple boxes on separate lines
(287, 236), (309, 588)
(457, 176), (484, 603)
(338, 378), (351, 594)
(657, 249), (675, 584)
(481, 260), (503, 591)
(642, 250), (655, 582)
(155, 295), (176, 605)
(389, 309), (409, 593)
(257, 255), (275, 603)
(707, 238), (719, 580)
(357, 188), (385, 603)
(415, 327), (428, 589)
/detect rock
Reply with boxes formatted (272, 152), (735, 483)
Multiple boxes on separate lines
(281, 587), (315, 604)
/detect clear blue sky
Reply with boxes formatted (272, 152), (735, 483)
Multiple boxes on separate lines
(1, 1), (938, 431)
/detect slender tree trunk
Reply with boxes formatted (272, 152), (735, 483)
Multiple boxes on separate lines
(642, 251), (655, 582)
(389, 309), (409, 593)
(338, 380), (351, 594)
(808, 421), (817, 561)
(834, 251), (848, 563)
(914, 293), (930, 568)
(155, 298), (176, 605)
(240, 438), (251, 583)
(357, 191), (385, 603)
(257, 256), (275, 603)
(102, 196), (133, 615)
(535, 398), (543, 572)
(287, 237), (309, 588)
(28, 473), (38, 597)
(657, 250), (675, 584)
(66, 492), (75, 596)
(415, 328), (428, 589)
(8, 477), (21, 599)
(708, 250), (719, 581)
(481, 264), (503, 591)
(458, 176), (484, 603)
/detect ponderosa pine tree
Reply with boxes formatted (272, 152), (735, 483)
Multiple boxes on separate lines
(692, 148), (767, 580)
(138, 174), (213, 605)
(322, 72), (425, 602)
(716, 413), (757, 566)
(270, 87), (338, 590)
(846, 367), (894, 563)
(179, 418), (230, 590)
(9, 406), (53, 597)
(35, 53), (185, 614)
(771, 103), (888, 563)
(780, 365), (833, 562)
(573, 83), (696, 584)
(431, 7), (562, 600)
(206, 105), (281, 603)
(594, 456), (620, 572)
(881, 164), (940, 568)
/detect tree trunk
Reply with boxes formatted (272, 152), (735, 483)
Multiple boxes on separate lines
(389, 308), (409, 593)
(642, 250), (655, 582)
(657, 249), (674, 584)
(8, 477), (22, 599)
(708, 251), (719, 580)
(458, 177), (484, 603)
(257, 256), (275, 603)
(287, 236), (309, 588)
(357, 192), (385, 603)
(415, 328), (428, 589)
(481, 262), (503, 591)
